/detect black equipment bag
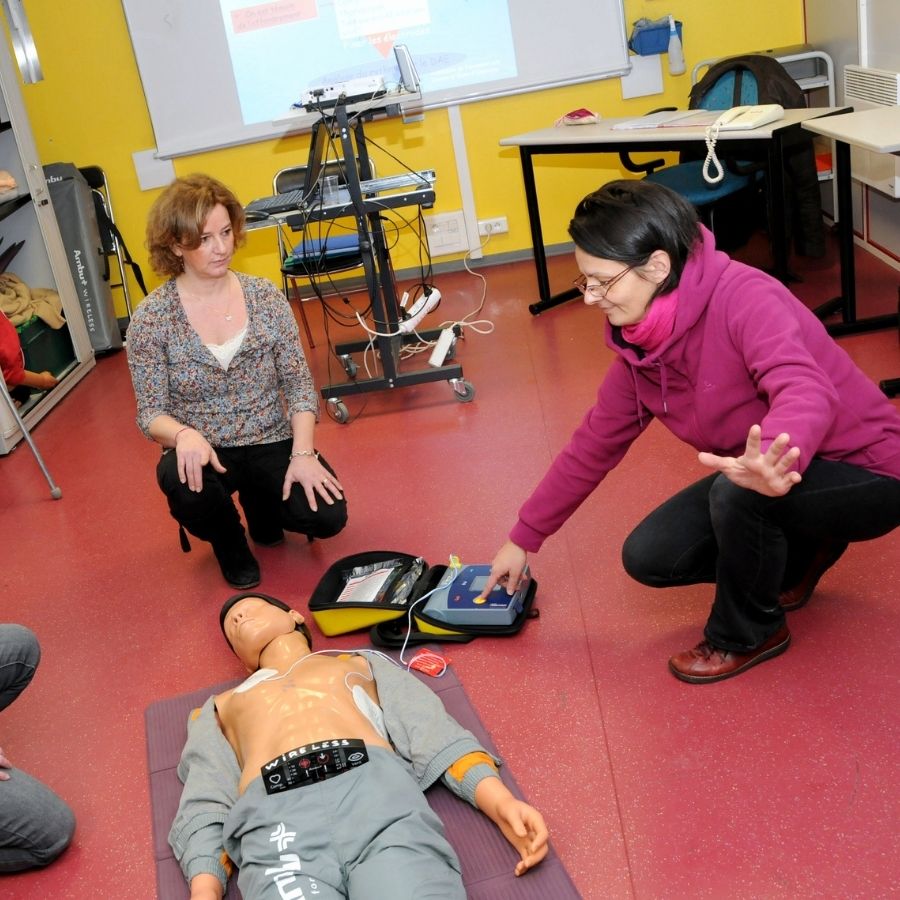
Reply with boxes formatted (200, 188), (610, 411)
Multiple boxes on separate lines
(89, 193), (148, 298)
(307, 551), (538, 648)
(43, 163), (123, 351)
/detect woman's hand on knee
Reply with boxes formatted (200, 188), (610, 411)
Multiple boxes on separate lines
(283, 457), (344, 510)
(175, 430), (225, 492)
(698, 424), (802, 497)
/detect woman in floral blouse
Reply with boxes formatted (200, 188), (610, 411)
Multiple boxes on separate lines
(126, 174), (347, 588)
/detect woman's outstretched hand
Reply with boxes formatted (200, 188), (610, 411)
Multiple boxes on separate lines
(698, 424), (802, 497)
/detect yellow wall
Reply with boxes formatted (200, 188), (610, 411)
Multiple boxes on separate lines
(15, 1), (804, 314)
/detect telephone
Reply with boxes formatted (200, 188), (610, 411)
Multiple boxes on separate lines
(702, 104), (785, 185)
(714, 104), (785, 130)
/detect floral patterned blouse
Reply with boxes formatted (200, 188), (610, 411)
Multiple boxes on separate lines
(126, 273), (318, 447)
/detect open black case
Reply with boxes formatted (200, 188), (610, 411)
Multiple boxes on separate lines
(308, 551), (538, 647)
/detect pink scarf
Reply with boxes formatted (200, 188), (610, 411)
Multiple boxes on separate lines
(621, 289), (678, 352)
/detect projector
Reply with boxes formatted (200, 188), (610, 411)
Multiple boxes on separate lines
(302, 76), (387, 109)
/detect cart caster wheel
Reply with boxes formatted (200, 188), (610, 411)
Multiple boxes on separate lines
(450, 379), (475, 403)
(340, 354), (358, 379)
(328, 398), (350, 423)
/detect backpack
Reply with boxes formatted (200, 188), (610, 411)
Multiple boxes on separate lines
(689, 54), (806, 111)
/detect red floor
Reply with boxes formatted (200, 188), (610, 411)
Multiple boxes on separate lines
(1, 233), (898, 899)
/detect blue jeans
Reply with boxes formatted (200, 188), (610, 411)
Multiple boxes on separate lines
(621, 460), (900, 652)
(0, 625), (76, 872)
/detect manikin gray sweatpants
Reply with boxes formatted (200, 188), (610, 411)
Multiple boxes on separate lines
(223, 746), (465, 899)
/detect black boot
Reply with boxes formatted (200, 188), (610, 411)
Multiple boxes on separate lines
(211, 531), (261, 589)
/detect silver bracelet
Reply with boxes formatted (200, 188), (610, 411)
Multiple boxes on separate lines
(289, 449), (318, 460)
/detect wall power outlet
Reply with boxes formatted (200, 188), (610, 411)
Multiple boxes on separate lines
(477, 216), (508, 236)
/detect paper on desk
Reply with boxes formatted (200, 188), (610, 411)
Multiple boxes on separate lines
(612, 109), (718, 130)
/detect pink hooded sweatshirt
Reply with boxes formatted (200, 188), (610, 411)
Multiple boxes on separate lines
(510, 226), (900, 552)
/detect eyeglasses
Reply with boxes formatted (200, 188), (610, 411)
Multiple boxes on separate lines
(573, 265), (635, 299)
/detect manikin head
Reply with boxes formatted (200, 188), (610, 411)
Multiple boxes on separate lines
(220, 593), (313, 672)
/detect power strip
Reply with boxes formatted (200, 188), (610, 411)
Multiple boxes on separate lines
(398, 288), (441, 334)
(428, 328), (455, 367)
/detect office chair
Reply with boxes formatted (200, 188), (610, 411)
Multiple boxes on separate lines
(77, 165), (140, 322)
(273, 159), (369, 349)
(620, 65), (766, 248)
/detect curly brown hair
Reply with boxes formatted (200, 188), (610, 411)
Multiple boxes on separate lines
(145, 174), (247, 277)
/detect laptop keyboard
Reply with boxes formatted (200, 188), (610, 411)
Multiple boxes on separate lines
(244, 170), (436, 217)
(245, 189), (308, 215)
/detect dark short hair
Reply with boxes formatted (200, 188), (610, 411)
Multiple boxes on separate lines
(146, 173), (247, 278)
(219, 592), (313, 652)
(568, 180), (700, 296)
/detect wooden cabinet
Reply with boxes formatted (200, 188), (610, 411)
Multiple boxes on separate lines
(0, 26), (94, 454)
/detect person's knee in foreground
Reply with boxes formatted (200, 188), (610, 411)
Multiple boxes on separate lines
(483, 179), (900, 684)
(0, 625), (75, 873)
(126, 173), (347, 590)
(170, 593), (549, 899)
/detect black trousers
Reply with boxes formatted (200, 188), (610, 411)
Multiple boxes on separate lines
(621, 460), (900, 652)
(156, 438), (348, 546)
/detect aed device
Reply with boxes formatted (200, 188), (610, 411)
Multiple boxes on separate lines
(308, 551), (537, 642)
(421, 565), (531, 627)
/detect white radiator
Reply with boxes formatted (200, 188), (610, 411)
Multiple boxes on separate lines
(843, 64), (900, 198)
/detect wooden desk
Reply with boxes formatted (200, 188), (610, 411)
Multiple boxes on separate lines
(802, 107), (900, 340)
(501, 107), (850, 315)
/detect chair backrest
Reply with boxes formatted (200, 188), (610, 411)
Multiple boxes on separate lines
(689, 55), (805, 111)
(696, 70), (759, 110)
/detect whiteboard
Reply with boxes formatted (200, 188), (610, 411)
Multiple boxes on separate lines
(121, 0), (630, 159)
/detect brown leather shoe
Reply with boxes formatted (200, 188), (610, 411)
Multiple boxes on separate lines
(668, 625), (791, 684)
(780, 540), (848, 611)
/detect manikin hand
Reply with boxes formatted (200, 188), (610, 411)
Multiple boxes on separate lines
(698, 424), (802, 497)
(28, 370), (58, 390)
(189, 873), (223, 900)
(175, 428), (226, 493)
(475, 776), (549, 875)
(0, 745), (12, 780)
(482, 540), (529, 597)
(492, 796), (550, 875)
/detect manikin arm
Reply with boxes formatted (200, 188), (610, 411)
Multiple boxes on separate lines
(169, 699), (239, 894)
